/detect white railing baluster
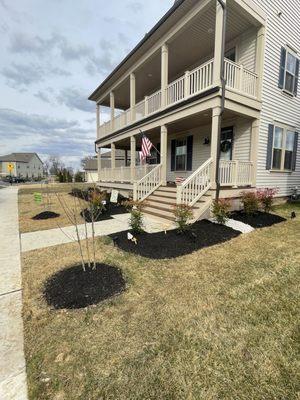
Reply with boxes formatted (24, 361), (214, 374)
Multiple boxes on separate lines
(177, 158), (213, 206)
(134, 164), (162, 201)
(219, 160), (253, 187)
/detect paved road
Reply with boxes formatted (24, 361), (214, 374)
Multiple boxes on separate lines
(0, 187), (28, 399)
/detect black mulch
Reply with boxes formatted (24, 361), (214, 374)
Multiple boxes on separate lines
(230, 211), (286, 228)
(44, 263), (126, 310)
(81, 203), (128, 222)
(32, 211), (60, 220)
(111, 220), (240, 259)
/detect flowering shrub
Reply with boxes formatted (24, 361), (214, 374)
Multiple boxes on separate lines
(173, 203), (193, 232)
(241, 191), (259, 215)
(257, 188), (278, 213)
(212, 199), (230, 224)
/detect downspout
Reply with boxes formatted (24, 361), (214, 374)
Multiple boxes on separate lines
(215, 0), (227, 201)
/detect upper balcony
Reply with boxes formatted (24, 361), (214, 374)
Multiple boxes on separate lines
(91, 0), (266, 141)
(99, 57), (258, 137)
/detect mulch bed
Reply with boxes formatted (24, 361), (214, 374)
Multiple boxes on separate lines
(111, 220), (240, 259)
(81, 204), (128, 223)
(44, 263), (126, 310)
(32, 211), (60, 220)
(230, 211), (286, 228)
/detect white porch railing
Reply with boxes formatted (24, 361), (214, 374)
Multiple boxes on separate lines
(224, 59), (258, 98)
(98, 58), (258, 137)
(100, 164), (157, 183)
(167, 75), (185, 105)
(189, 59), (214, 96)
(133, 164), (162, 201)
(219, 160), (253, 187)
(147, 89), (162, 114)
(177, 158), (213, 206)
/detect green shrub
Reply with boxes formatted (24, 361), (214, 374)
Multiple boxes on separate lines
(173, 203), (193, 232)
(241, 191), (259, 215)
(123, 200), (145, 234)
(212, 199), (230, 224)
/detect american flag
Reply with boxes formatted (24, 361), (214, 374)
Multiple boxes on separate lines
(139, 134), (153, 163)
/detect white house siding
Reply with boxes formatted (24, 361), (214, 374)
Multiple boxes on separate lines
(237, 27), (258, 72)
(166, 118), (252, 182)
(252, 0), (300, 196)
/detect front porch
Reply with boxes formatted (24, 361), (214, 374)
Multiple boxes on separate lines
(97, 109), (257, 208)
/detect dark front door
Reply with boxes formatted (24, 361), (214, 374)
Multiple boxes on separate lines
(220, 127), (234, 161)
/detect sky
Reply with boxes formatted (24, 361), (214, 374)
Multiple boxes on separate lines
(0, 0), (174, 170)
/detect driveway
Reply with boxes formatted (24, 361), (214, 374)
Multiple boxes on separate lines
(0, 187), (28, 399)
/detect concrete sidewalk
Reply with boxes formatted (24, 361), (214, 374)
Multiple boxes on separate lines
(21, 212), (174, 252)
(0, 187), (28, 399)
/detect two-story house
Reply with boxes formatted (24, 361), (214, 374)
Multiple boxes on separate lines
(88, 0), (299, 221)
(0, 153), (44, 180)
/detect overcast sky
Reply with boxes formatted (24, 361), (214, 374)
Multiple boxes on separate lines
(0, 0), (174, 169)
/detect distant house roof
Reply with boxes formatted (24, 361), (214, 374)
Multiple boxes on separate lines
(0, 152), (43, 164)
(84, 158), (98, 171)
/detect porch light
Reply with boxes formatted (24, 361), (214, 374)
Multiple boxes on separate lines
(203, 137), (210, 145)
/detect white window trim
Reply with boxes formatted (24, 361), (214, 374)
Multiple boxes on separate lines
(271, 122), (296, 172)
(282, 46), (298, 96)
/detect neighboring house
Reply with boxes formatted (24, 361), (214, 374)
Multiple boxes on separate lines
(0, 153), (44, 179)
(88, 0), (300, 222)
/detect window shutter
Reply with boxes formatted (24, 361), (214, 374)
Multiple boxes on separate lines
(187, 135), (193, 171)
(294, 59), (299, 96)
(171, 139), (176, 171)
(266, 124), (274, 170)
(156, 143), (161, 164)
(278, 47), (286, 89)
(292, 132), (299, 171)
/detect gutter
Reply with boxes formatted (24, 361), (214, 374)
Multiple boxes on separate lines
(88, 0), (186, 102)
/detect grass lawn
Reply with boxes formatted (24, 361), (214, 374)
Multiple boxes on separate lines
(22, 202), (300, 399)
(18, 183), (90, 233)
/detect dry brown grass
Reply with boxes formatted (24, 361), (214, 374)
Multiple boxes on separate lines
(22, 203), (300, 400)
(18, 184), (89, 233)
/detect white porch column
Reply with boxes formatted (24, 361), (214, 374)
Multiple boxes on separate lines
(211, 106), (222, 189)
(160, 125), (168, 186)
(97, 147), (102, 181)
(161, 43), (169, 108)
(130, 73), (136, 122)
(111, 143), (116, 171)
(250, 119), (260, 187)
(130, 136), (136, 182)
(110, 92), (115, 131)
(96, 104), (100, 139)
(255, 25), (266, 101)
(213, 0), (226, 86)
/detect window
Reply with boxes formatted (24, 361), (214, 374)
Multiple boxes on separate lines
(175, 139), (187, 170)
(284, 131), (295, 170)
(279, 47), (299, 96)
(285, 52), (297, 93)
(271, 125), (296, 171)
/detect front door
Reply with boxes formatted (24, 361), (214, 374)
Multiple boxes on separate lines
(220, 127), (234, 161)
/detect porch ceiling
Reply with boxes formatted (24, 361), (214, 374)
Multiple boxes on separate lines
(101, 0), (258, 109)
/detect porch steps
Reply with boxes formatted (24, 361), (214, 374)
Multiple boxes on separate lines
(143, 186), (213, 223)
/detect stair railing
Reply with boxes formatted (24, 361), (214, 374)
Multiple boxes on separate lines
(177, 158), (213, 206)
(133, 164), (162, 202)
